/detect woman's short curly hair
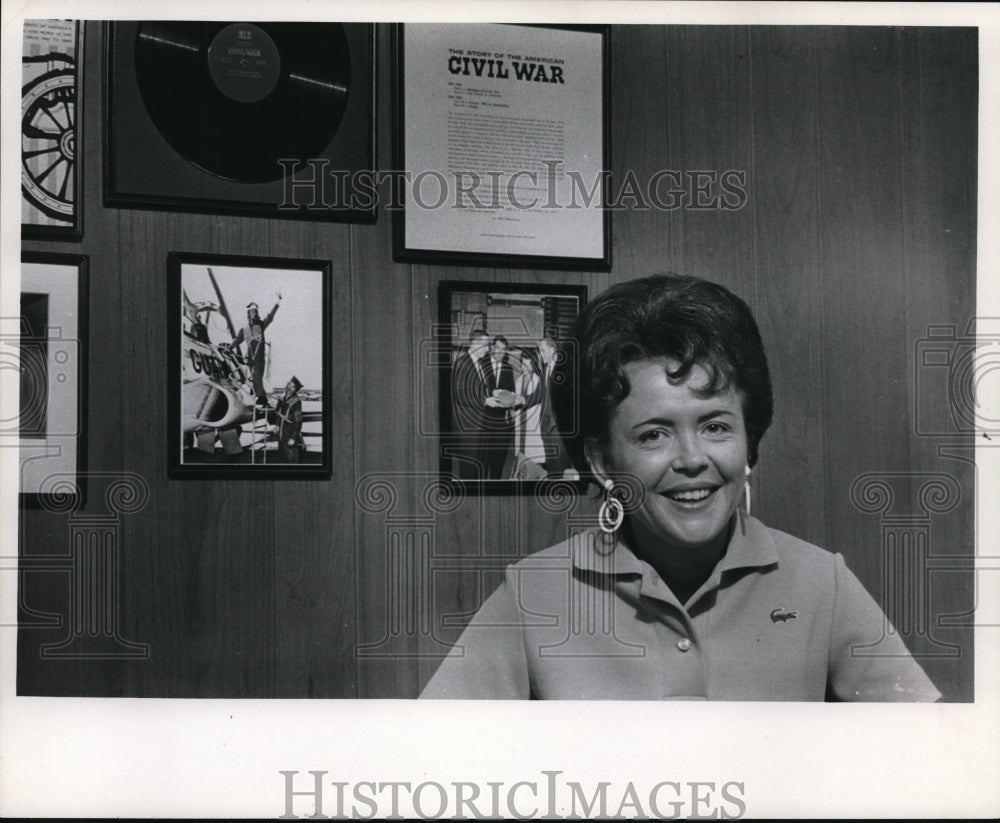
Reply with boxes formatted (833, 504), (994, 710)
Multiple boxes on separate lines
(552, 273), (774, 477)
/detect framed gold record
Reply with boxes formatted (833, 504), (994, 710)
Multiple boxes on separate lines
(103, 21), (376, 222)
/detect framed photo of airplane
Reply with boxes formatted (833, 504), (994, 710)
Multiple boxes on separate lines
(167, 252), (332, 478)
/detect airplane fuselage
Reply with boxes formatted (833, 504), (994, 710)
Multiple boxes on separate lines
(181, 335), (256, 434)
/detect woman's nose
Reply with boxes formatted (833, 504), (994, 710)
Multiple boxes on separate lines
(670, 433), (709, 472)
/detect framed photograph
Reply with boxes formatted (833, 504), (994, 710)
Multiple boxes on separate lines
(437, 280), (587, 493)
(394, 24), (611, 270)
(21, 20), (83, 241)
(105, 22), (376, 222)
(12, 253), (89, 507)
(167, 253), (332, 478)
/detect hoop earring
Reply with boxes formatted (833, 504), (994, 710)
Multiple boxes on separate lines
(598, 480), (624, 534)
(744, 466), (752, 517)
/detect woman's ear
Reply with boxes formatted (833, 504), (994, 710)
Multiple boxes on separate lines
(584, 438), (612, 489)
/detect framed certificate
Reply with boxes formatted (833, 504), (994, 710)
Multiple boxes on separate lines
(394, 24), (611, 270)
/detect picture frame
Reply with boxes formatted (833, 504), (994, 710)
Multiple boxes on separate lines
(104, 22), (377, 223)
(21, 20), (83, 241)
(394, 24), (611, 270)
(13, 252), (89, 508)
(437, 280), (588, 494)
(167, 253), (332, 479)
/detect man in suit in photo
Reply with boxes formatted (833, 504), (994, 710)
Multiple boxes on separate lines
(537, 337), (571, 477)
(450, 328), (491, 479)
(482, 334), (517, 479)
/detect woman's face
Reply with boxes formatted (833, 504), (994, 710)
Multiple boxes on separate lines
(591, 358), (748, 555)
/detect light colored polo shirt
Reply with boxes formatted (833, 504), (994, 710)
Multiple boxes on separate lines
(420, 513), (941, 701)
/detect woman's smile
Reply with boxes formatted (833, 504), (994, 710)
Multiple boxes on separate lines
(663, 484), (718, 504)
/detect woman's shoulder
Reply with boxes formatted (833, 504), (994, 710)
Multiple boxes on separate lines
(506, 520), (845, 577)
(757, 520), (834, 558)
(505, 529), (622, 574)
(747, 517), (842, 580)
(508, 534), (585, 567)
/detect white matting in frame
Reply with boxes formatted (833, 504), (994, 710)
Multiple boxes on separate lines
(15, 254), (87, 505)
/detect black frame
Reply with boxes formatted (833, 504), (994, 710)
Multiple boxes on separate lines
(104, 22), (377, 223)
(18, 252), (89, 508)
(21, 20), (84, 242)
(393, 23), (611, 270)
(167, 252), (333, 479)
(437, 280), (588, 495)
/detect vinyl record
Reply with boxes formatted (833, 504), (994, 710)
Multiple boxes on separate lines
(134, 22), (351, 184)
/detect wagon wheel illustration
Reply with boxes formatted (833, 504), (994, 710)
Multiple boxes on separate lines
(22, 68), (76, 220)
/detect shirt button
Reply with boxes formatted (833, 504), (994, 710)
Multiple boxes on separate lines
(676, 638), (692, 652)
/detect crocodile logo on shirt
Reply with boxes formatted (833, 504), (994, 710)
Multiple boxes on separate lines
(770, 608), (798, 623)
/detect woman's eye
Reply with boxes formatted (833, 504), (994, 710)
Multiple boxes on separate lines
(639, 429), (666, 444)
(704, 422), (730, 436)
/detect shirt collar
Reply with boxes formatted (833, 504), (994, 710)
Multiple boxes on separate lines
(571, 511), (779, 578)
(715, 511), (780, 573)
(571, 530), (644, 575)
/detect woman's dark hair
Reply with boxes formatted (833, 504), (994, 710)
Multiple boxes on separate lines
(552, 273), (773, 476)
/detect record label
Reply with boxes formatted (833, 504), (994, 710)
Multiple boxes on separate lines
(206, 23), (281, 104)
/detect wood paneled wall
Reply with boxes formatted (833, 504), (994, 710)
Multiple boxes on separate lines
(18, 24), (977, 700)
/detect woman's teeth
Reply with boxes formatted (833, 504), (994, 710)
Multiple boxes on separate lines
(667, 488), (713, 502)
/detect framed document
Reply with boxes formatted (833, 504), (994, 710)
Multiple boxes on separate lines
(14, 253), (89, 508)
(167, 253), (333, 479)
(21, 20), (83, 241)
(437, 280), (588, 494)
(394, 24), (611, 270)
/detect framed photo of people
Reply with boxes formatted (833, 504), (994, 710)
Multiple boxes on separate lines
(21, 20), (83, 241)
(394, 23), (611, 270)
(13, 252), (89, 508)
(436, 280), (587, 493)
(167, 253), (333, 479)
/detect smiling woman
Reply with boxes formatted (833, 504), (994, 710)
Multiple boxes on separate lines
(586, 359), (750, 605)
(421, 274), (941, 701)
